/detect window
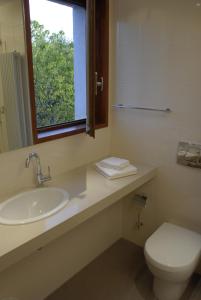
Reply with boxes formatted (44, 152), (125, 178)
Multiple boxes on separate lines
(23, 0), (109, 143)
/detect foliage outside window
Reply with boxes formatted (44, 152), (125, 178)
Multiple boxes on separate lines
(31, 20), (75, 128)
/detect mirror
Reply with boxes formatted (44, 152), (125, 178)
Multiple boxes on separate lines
(0, 0), (88, 153)
(0, 0), (108, 153)
(0, 0), (33, 152)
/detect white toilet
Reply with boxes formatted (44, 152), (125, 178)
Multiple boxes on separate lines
(144, 222), (201, 300)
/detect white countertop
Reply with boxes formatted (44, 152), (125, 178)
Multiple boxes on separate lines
(0, 163), (156, 272)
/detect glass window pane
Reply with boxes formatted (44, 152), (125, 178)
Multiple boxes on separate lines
(29, 0), (86, 129)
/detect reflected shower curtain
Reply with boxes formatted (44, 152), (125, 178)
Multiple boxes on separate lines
(0, 52), (32, 151)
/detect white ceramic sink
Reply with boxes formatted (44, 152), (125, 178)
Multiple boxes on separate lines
(0, 187), (69, 225)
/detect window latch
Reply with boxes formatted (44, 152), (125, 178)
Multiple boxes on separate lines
(95, 72), (104, 95)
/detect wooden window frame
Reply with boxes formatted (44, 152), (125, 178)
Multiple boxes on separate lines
(23, 0), (109, 144)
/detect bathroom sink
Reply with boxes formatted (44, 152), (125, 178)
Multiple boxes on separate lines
(0, 187), (69, 225)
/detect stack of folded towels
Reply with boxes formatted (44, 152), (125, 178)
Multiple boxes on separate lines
(95, 157), (138, 179)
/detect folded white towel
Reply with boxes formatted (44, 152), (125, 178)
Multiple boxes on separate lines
(95, 162), (138, 179)
(99, 157), (130, 170)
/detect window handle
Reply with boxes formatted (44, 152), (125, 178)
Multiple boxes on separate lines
(95, 72), (104, 95)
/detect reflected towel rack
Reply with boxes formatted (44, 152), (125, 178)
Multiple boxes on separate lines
(112, 104), (172, 113)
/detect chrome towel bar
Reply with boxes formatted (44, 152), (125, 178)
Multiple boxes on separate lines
(112, 104), (172, 113)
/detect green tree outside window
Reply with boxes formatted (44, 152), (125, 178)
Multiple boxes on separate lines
(31, 20), (75, 128)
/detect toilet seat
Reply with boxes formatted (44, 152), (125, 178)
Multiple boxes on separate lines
(145, 223), (201, 273)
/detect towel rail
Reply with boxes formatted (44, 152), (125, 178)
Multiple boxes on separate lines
(112, 104), (172, 113)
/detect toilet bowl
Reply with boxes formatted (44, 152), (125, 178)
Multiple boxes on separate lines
(144, 223), (201, 300)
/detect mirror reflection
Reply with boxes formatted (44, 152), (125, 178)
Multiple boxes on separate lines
(0, 0), (33, 152)
(0, 0), (87, 153)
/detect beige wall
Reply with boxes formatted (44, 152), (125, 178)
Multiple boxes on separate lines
(111, 0), (201, 245)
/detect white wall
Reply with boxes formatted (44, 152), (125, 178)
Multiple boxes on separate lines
(111, 0), (201, 245)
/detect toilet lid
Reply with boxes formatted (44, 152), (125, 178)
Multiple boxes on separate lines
(145, 223), (201, 272)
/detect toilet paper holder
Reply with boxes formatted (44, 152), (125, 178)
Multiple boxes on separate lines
(132, 194), (148, 230)
(133, 194), (147, 208)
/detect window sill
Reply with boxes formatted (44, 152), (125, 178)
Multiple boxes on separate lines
(35, 122), (108, 144)
(36, 123), (86, 143)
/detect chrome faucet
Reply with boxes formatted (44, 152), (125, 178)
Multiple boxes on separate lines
(26, 152), (51, 186)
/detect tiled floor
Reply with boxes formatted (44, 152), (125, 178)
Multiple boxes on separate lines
(46, 239), (200, 300)
(183, 277), (201, 300)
